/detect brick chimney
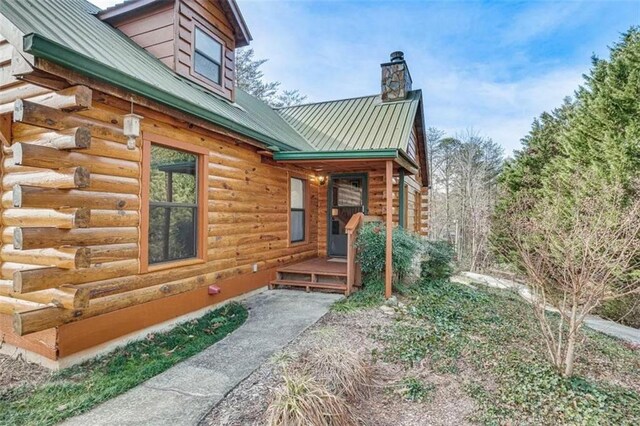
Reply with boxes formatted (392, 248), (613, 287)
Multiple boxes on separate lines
(381, 51), (412, 102)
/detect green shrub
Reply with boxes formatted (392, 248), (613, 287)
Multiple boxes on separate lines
(421, 240), (455, 280)
(355, 223), (422, 281)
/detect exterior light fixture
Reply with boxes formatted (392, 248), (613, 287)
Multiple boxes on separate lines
(392, 176), (399, 185)
(123, 113), (143, 150)
(316, 175), (327, 185)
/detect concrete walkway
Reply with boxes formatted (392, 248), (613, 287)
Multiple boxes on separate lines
(63, 289), (342, 426)
(455, 271), (640, 345)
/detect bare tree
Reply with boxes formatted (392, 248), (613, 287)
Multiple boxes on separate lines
(501, 178), (640, 377)
(235, 48), (307, 108)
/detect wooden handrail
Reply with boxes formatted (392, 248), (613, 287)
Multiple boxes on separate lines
(346, 212), (365, 295)
(345, 212), (364, 234)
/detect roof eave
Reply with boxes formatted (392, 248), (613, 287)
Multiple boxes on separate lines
(22, 33), (297, 151)
(273, 148), (419, 171)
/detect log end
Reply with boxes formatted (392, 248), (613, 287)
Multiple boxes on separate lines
(12, 270), (23, 293)
(13, 227), (23, 250)
(11, 143), (24, 165)
(74, 167), (91, 188)
(12, 312), (25, 336)
(74, 207), (91, 229)
(12, 99), (25, 123)
(76, 247), (91, 269)
(74, 127), (91, 149)
(12, 184), (22, 208)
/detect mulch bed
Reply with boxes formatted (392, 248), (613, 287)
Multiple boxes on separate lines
(201, 308), (477, 425)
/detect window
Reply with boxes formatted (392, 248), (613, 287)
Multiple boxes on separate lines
(194, 27), (223, 85)
(290, 177), (306, 243)
(141, 134), (208, 271)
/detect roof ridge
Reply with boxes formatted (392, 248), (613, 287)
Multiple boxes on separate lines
(276, 89), (422, 111)
(275, 93), (380, 110)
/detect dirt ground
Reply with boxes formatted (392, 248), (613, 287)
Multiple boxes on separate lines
(201, 308), (477, 425)
(0, 350), (51, 393)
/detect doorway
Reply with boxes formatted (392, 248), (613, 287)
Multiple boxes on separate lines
(327, 174), (368, 257)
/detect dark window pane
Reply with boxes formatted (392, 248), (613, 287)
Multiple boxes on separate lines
(150, 145), (197, 203)
(194, 52), (221, 84)
(149, 206), (168, 263)
(291, 210), (305, 242)
(168, 207), (197, 260)
(148, 143), (199, 265)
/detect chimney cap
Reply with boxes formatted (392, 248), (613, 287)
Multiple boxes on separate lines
(390, 51), (404, 62)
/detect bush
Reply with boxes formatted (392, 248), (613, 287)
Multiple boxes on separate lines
(355, 223), (422, 281)
(421, 240), (455, 280)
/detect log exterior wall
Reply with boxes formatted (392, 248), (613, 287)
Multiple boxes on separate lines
(0, 73), (326, 359)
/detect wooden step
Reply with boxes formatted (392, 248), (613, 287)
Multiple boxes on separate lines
(276, 267), (347, 277)
(269, 279), (347, 294)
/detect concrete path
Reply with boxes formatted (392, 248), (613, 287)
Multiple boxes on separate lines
(455, 272), (640, 345)
(63, 289), (342, 426)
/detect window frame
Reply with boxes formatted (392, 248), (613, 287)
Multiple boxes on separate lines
(140, 132), (209, 273)
(191, 24), (225, 87)
(288, 173), (310, 246)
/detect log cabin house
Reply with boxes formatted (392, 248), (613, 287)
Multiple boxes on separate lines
(0, 0), (429, 368)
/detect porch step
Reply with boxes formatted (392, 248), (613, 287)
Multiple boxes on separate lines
(276, 267), (347, 277)
(269, 279), (348, 294)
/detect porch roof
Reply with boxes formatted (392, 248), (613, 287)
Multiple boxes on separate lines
(272, 148), (418, 174)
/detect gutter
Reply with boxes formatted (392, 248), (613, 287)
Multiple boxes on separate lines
(22, 33), (301, 152)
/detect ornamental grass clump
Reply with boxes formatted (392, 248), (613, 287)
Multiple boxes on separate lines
(265, 373), (358, 426)
(302, 343), (373, 401)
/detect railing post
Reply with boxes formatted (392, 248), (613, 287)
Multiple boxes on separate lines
(345, 212), (365, 296)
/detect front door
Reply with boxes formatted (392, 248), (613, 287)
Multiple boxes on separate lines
(328, 174), (367, 257)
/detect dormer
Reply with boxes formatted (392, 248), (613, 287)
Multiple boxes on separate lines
(98, 0), (252, 102)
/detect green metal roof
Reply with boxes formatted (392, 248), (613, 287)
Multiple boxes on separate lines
(276, 90), (421, 152)
(0, 0), (425, 162)
(0, 0), (313, 152)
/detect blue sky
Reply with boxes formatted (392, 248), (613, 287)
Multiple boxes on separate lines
(93, 0), (639, 154)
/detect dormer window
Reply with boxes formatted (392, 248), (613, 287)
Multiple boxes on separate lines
(194, 27), (223, 85)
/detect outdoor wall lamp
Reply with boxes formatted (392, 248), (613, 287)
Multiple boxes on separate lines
(316, 175), (327, 185)
(123, 112), (143, 150)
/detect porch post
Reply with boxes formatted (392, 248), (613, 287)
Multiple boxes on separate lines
(385, 160), (393, 298)
(398, 169), (405, 228)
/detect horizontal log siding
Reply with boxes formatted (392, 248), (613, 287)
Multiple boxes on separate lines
(1, 82), (324, 342)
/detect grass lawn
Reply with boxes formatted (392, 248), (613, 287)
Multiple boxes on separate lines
(0, 302), (247, 426)
(336, 278), (640, 424)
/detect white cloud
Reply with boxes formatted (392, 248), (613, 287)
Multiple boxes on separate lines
(421, 66), (584, 153)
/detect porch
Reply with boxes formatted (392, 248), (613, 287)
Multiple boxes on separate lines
(270, 213), (380, 295)
(267, 153), (422, 298)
